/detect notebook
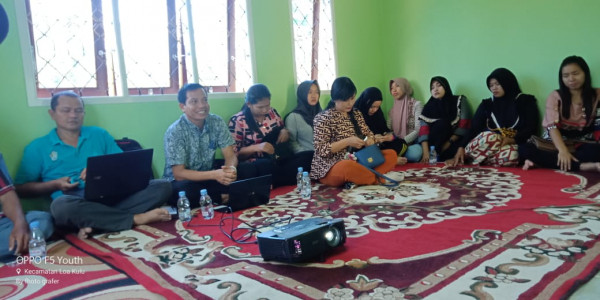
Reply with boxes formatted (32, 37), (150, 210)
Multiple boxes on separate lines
(83, 149), (154, 205)
(216, 174), (272, 212)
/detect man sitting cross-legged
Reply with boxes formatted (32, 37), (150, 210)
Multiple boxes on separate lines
(15, 91), (172, 239)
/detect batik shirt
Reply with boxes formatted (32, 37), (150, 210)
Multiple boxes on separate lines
(163, 114), (234, 180)
(228, 108), (284, 161)
(311, 108), (373, 180)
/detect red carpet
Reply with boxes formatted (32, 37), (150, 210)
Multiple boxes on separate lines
(2, 165), (600, 299)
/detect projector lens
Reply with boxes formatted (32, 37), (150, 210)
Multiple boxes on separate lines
(324, 227), (341, 247)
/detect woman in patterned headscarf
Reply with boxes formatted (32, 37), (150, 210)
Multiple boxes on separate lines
(388, 78), (423, 162)
(418, 76), (471, 166)
(464, 68), (539, 166)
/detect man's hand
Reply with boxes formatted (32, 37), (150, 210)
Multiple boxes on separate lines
(215, 167), (237, 185)
(9, 220), (30, 255)
(255, 142), (275, 155)
(276, 128), (290, 144)
(55, 177), (80, 191)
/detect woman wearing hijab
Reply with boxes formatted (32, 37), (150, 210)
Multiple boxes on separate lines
(354, 87), (408, 165)
(418, 76), (471, 166)
(520, 55), (600, 172)
(464, 68), (539, 166)
(284, 80), (322, 171)
(389, 78), (423, 162)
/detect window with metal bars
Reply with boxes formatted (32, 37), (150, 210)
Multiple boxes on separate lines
(21, 0), (253, 100)
(291, 0), (336, 90)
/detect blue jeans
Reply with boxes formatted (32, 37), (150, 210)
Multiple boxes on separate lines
(404, 144), (423, 162)
(0, 211), (53, 262)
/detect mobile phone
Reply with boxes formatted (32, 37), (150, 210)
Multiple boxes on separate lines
(162, 206), (177, 215)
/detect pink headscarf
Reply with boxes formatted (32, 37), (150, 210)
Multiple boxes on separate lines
(389, 78), (413, 138)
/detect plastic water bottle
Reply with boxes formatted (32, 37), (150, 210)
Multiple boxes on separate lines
(29, 221), (46, 259)
(296, 167), (303, 193)
(429, 145), (438, 165)
(200, 189), (214, 220)
(177, 191), (191, 222)
(301, 171), (311, 200)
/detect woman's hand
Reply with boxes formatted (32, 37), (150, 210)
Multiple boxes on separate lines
(448, 147), (465, 167)
(557, 150), (578, 171)
(421, 148), (430, 164)
(276, 128), (290, 144)
(500, 136), (516, 147)
(255, 142), (275, 155)
(375, 134), (394, 143)
(346, 136), (366, 149)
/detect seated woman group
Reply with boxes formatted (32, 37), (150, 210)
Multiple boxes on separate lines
(167, 54), (600, 197)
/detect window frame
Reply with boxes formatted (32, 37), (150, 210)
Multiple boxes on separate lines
(15, 0), (254, 106)
(289, 0), (338, 90)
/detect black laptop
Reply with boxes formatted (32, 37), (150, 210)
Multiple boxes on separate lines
(84, 149), (154, 205)
(217, 174), (272, 212)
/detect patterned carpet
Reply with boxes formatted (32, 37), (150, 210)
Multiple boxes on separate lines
(1, 164), (600, 299)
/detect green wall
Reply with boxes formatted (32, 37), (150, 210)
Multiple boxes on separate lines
(1, 0), (599, 197)
(381, 0), (600, 111)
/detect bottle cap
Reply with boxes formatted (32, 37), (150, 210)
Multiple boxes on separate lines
(178, 191), (186, 197)
(29, 221), (40, 229)
(298, 167), (303, 172)
(302, 171), (309, 176)
(430, 145), (435, 151)
(200, 189), (207, 196)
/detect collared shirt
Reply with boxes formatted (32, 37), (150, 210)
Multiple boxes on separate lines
(0, 152), (14, 197)
(163, 114), (234, 181)
(15, 126), (123, 199)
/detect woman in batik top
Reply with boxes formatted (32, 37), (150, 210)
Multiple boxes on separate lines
(520, 55), (600, 172)
(311, 77), (397, 188)
(229, 83), (298, 186)
(464, 68), (539, 166)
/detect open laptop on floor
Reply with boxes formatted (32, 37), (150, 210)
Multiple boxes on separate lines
(216, 174), (272, 212)
(82, 149), (154, 205)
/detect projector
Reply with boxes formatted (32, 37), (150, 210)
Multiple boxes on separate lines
(257, 217), (346, 263)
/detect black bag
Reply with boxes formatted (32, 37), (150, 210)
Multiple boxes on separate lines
(115, 137), (143, 151)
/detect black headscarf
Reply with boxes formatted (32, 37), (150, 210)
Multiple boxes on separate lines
(354, 87), (389, 134)
(485, 68), (521, 127)
(286, 80), (321, 127)
(421, 76), (459, 121)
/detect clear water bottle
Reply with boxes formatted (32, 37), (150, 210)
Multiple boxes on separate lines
(301, 171), (311, 200)
(429, 145), (438, 165)
(177, 191), (191, 222)
(29, 221), (46, 259)
(200, 189), (214, 220)
(296, 167), (303, 193)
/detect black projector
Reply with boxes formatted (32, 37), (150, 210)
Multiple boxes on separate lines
(257, 217), (346, 263)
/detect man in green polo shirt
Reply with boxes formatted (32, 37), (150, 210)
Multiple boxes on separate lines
(15, 91), (172, 239)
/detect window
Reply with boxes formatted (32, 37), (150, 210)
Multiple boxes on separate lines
(19, 0), (253, 103)
(291, 0), (336, 90)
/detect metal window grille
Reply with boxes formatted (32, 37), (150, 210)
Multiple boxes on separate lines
(291, 0), (336, 90)
(25, 0), (253, 98)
